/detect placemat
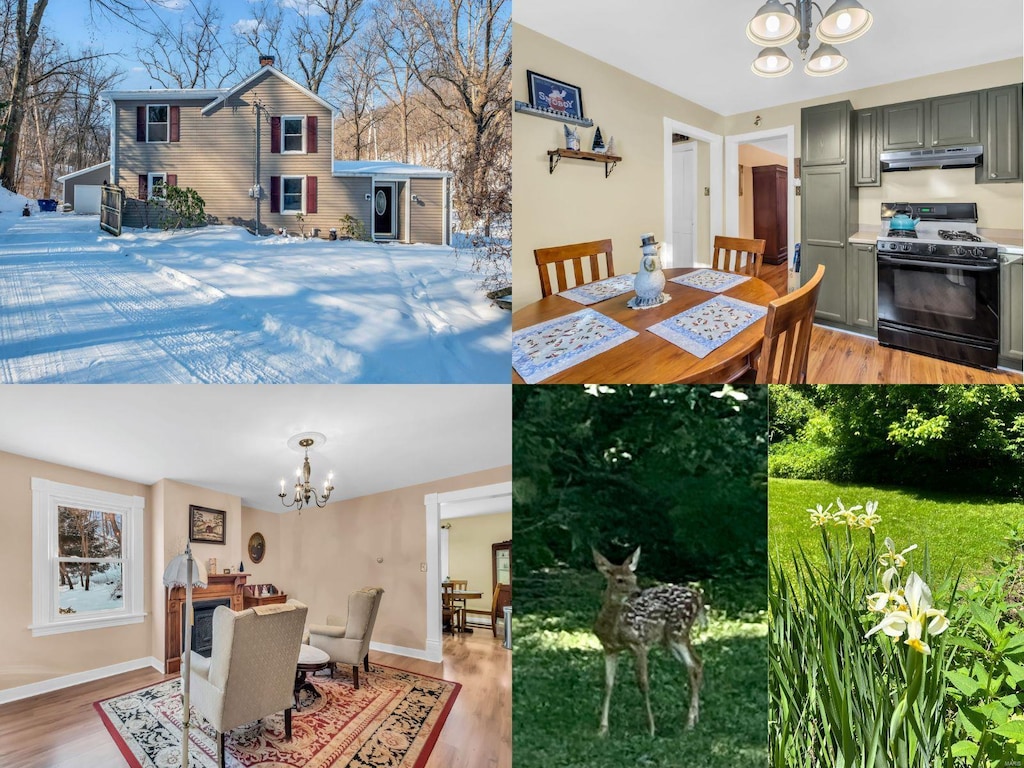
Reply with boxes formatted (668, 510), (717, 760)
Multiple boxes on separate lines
(558, 274), (635, 305)
(647, 296), (767, 358)
(512, 308), (639, 383)
(670, 269), (751, 293)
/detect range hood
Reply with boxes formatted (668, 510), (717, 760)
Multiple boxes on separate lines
(880, 145), (983, 171)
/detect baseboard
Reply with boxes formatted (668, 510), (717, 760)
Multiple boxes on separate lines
(0, 656), (164, 705)
(370, 639), (443, 664)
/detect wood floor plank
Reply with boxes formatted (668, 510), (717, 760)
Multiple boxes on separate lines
(0, 633), (510, 768)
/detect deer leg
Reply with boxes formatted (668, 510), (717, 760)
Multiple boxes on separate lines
(599, 652), (619, 737)
(634, 646), (655, 737)
(672, 637), (703, 729)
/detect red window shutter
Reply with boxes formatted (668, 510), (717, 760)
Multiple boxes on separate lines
(307, 176), (317, 213)
(167, 174), (178, 187)
(307, 116), (318, 153)
(270, 176), (280, 213)
(138, 174), (148, 200)
(170, 106), (180, 142)
(270, 117), (281, 154)
(136, 107), (146, 142)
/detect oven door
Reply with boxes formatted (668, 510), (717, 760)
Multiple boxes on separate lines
(877, 253), (999, 342)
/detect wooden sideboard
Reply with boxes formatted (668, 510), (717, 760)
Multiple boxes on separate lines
(243, 593), (287, 609)
(165, 573), (247, 674)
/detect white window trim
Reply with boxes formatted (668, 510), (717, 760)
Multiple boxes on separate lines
(281, 115), (306, 154)
(147, 104), (169, 144)
(281, 175), (305, 214)
(147, 172), (167, 200)
(31, 478), (145, 637)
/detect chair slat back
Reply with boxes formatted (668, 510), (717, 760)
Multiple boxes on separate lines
(534, 239), (615, 297)
(711, 235), (766, 277)
(756, 264), (825, 384)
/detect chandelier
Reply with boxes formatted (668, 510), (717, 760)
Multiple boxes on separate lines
(278, 433), (334, 510)
(747, 0), (873, 78)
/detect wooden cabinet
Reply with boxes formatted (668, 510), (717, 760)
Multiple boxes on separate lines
(801, 244), (847, 325)
(802, 165), (849, 248)
(929, 91), (980, 147)
(801, 101), (851, 166)
(492, 540), (511, 588)
(847, 244), (877, 332)
(882, 101), (926, 150)
(752, 164), (788, 265)
(853, 108), (880, 187)
(243, 592), (287, 609)
(1000, 257), (1023, 370)
(978, 84), (1022, 184)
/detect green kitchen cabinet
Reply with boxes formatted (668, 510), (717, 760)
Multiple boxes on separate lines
(854, 107), (881, 187)
(801, 101), (851, 166)
(801, 244), (848, 325)
(928, 91), (980, 147)
(978, 84), (1022, 183)
(882, 100), (926, 150)
(999, 256), (1023, 370)
(847, 244), (876, 332)
(802, 165), (849, 247)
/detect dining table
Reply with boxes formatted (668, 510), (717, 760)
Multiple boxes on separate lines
(512, 267), (779, 384)
(442, 586), (484, 633)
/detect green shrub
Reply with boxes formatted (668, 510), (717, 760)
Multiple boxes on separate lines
(338, 214), (368, 241)
(768, 439), (839, 480)
(768, 386), (817, 443)
(161, 185), (206, 229)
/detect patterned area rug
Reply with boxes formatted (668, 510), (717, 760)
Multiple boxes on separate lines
(94, 665), (460, 768)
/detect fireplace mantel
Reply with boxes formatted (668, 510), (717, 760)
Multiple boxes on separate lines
(165, 573), (247, 674)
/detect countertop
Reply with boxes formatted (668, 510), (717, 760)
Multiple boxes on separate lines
(846, 227), (1024, 256)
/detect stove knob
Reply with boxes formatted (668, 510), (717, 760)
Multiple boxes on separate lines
(973, 247), (984, 258)
(901, 243), (911, 252)
(927, 244), (937, 254)
(954, 245), (966, 256)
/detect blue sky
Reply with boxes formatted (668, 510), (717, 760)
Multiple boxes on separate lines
(47, 0), (266, 90)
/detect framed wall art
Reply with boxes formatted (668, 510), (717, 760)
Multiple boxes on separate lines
(189, 504), (225, 545)
(527, 71), (584, 120)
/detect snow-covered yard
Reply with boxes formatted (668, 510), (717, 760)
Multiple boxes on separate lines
(0, 197), (509, 383)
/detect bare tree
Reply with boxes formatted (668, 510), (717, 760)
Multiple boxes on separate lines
(135, 0), (240, 88)
(372, 0), (425, 163)
(234, 0), (288, 72)
(331, 29), (381, 160)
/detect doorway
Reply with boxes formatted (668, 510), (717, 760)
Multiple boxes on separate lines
(663, 117), (722, 269)
(373, 182), (397, 239)
(671, 142), (697, 266)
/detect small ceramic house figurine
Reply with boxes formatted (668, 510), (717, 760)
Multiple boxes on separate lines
(592, 126), (606, 153)
(628, 233), (669, 309)
(563, 124), (580, 151)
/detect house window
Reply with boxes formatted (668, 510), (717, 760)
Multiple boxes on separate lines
(282, 176), (304, 212)
(148, 172), (166, 199)
(31, 478), (145, 636)
(147, 105), (169, 143)
(282, 116), (305, 153)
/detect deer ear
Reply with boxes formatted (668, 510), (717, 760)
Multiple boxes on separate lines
(593, 548), (613, 573)
(625, 547), (641, 572)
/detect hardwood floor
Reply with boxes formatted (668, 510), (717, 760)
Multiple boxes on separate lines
(0, 633), (511, 768)
(759, 261), (1023, 384)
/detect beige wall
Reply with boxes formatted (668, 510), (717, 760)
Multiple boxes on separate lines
(0, 451), (153, 692)
(738, 145), (787, 239)
(409, 178), (445, 244)
(240, 506), (285, 589)
(445, 512), (511, 614)
(513, 24), (725, 309)
(278, 465), (511, 653)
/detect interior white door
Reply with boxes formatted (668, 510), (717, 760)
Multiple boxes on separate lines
(672, 144), (696, 266)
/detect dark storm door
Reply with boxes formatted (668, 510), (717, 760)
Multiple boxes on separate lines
(373, 183), (396, 239)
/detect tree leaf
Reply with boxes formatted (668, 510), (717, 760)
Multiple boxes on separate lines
(991, 720), (1024, 742)
(946, 670), (982, 697)
(950, 739), (979, 757)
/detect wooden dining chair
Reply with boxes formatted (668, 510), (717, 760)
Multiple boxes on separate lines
(755, 264), (825, 384)
(534, 239), (615, 297)
(441, 582), (463, 634)
(711, 236), (766, 277)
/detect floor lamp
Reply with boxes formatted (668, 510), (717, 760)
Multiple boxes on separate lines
(162, 543), (208, 768)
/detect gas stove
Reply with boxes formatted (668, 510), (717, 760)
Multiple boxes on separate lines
(877, 202), (999, 264)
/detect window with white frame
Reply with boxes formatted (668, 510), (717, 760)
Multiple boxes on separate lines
(148, 172), (166, 199)
(31, 478), (145, 636)
(147, 105), (169, 142)
(282, 116), (305, 153)
(281, 176), (304, 213)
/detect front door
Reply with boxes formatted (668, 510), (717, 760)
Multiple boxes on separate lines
(373, 183), (396, 239)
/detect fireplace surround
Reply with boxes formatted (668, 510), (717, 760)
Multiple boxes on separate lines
(165, 572), (247, 674)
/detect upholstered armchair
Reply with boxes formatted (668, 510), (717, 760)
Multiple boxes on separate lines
(307, 587), (384, 689)
(189, 600), (308, 768)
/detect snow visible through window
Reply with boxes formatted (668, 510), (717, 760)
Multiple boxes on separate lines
(57, 506), (124, 616)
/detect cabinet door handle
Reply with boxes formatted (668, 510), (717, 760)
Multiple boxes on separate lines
(991, 172), (998, 178)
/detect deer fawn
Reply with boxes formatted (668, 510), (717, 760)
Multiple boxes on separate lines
(593, 546), (704, 737)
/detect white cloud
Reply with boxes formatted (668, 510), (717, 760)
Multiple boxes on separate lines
(152, 0), (189, 10)
(232, 18), (260, 35)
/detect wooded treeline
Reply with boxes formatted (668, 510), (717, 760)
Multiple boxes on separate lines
(513, 385), (769, 584)
(769, 384), (1024, 497)
(0, 0), (509, 236)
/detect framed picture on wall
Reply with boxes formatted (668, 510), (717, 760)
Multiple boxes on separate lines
(189, 504), (225, 544)
(526, 71), (584, 120)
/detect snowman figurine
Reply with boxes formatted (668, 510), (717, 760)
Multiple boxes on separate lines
(628, 232), (669, 308)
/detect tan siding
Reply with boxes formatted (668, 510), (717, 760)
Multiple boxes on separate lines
(114, 72), (369, 235)
(409, 178), (445, 244)
(62, 165), (110, 209)
(396, 181), (407, 242)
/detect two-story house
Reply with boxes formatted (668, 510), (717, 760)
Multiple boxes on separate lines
(100, 57), (452, 244)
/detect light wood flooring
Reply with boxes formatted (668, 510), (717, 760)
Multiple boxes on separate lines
(0, 632), (511, 768)
(760, 261), (1023, 384)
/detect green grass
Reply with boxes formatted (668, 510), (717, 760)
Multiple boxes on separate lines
(769, 478), (1024, 586)
(512, 570), (767, 768)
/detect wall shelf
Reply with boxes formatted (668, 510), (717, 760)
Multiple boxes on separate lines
(515, 101), (593, 127)
(548, 149), (622, 178)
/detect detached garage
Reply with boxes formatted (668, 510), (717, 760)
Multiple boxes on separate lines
(332, 160), (452, 245)
(57, 161), (111, 214)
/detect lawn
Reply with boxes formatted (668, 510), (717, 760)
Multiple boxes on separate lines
(512, 570), (767, 768)
(769, 478), (1024, 584)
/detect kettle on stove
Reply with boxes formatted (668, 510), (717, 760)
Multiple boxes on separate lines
(888, 206), (920, 231)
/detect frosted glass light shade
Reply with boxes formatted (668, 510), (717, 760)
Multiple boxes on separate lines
(816, 0), (873, 44)
(805, 43), (848, 76)
(752, 47), (794, 78)
(746, 0), (799, 45)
